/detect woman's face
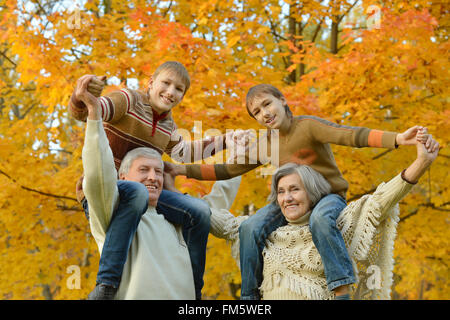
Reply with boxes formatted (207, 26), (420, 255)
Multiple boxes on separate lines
(277, 173), (312, 221)
(248, 93), (289, 130)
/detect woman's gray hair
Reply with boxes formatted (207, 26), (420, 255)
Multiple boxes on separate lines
(268, 163), (332, 208)
(118, 147), (164, 177)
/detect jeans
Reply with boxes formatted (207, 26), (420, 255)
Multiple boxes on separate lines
(238, 193), (356, 300)
(83, 182), (211, 300)
(83, 180), (149, 289)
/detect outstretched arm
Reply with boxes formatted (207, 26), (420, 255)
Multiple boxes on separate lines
(302, 116), (431, 150)
(402, 131), (439, 183)
(375, 133), (439, 214)
(79, 76), (119, 247)
(164, 131), (262, 180)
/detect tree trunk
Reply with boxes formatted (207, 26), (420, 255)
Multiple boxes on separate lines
(288, 4), (297, 83)
(330, 15), (339, 54)
(104, 0), (112, 14)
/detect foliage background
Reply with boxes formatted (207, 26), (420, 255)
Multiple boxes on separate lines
(0, 0), (448, 299)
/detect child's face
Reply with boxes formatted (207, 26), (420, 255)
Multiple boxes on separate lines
(248, 93), (288, 130)
(147, 70), (186, 114)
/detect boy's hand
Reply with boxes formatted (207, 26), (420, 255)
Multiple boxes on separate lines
(396, 126), (430, 146)
(226, 129), (257, 150)
(75, 75), (101, 119)
(87, 75), (107, 97)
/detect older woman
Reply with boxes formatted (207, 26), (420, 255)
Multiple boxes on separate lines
(203, 135), (439, 299)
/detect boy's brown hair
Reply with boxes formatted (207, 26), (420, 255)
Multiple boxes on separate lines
(246, 84), (293, 119)
(153, 61), (191, 94)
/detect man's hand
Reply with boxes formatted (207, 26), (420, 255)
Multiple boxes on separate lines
(75, 75), (101, 120)
(87, 75), (107, 97)
(163, 161), (186, 177)
(163, 172), (182, 193)
(74, 74), (106, 101)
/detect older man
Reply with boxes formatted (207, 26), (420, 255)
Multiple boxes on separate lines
(79, 76), (198, 299)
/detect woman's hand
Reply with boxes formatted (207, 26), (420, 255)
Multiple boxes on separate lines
(403, 132), (439, 184)
(416, 133), (439, 165)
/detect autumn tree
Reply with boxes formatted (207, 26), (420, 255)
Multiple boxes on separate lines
(0, 0), (448, 300)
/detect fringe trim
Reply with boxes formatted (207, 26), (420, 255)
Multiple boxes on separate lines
(260, 272), (332, 300)
(348, 195), (383, 261)
(377, 205), (400, 299)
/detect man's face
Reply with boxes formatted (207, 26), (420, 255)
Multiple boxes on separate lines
(120, 157), (164, 207)
(147, 70), (186, 114)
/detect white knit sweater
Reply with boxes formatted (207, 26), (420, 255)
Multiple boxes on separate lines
(205, 174), (413, 300)
(82, 120), (195, 299)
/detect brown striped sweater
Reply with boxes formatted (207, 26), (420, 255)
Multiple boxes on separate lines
(185, 115), (399, 199)
(70, 88), (226, 202)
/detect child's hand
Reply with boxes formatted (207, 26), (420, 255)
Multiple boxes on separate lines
(396, 125), (429, 146)
(87, 75), (107, 97)
(226, 129), (257, 149)
(75, 75), (101, 119)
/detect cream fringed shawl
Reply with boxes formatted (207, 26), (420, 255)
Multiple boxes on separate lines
(205, 173), (413, 300)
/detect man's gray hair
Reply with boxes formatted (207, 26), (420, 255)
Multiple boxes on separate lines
(268, 163), (332, 208)
(118, 147), (164, 177)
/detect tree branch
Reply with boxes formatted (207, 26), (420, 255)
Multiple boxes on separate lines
(264, 8), (288, 41)
(337, 0), (360, 24)
(372, 149), (393, 160)
(347, 187), (377, 202)
(0, 49), (16, 67)
(311, 18), (324, 43)
(162, 0), (173, 18)
(0, 169), (77, 202)
(399, 208), (418, 222)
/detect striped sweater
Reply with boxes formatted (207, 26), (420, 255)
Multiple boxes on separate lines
(69, 89), (225, 201)
(185, 116), (399, 199)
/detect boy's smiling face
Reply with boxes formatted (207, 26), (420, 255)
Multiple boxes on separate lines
(249, 93), (289, 130)
(147, 70), (186, 114)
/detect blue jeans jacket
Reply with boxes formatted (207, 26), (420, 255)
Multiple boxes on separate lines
(238, 193), (356, 299)
(83, 180), (211, 300)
